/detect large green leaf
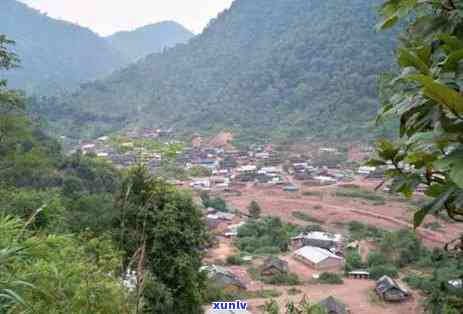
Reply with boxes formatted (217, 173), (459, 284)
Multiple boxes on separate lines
(440, 48), (463, 72)
(414, 188), (455, 228)
(434, 148), (463, 188)
(398, 48), (430, 74)
(406, 74), (463, 113)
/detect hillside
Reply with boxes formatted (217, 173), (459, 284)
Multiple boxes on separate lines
(106, 21), (194, 62)
(34, 0), (397, 142)
(0, 0), (127, 94)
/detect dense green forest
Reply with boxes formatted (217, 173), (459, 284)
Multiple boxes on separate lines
(30, 0), (397, 142)
(0, 0), (193, 95)
(106, 21), (194, 62)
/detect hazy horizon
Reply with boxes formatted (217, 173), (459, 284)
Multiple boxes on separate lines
(18, 0), (234, 36)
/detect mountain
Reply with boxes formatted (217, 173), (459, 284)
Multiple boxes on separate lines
(106, 21), (194, 62)
(33, 0), (397, 142)
(0, 0), (126, 94)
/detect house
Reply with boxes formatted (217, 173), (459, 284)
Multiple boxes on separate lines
(261, 257), (289, 276)
(293, 246), (344, 270)
(375, 276), (410, 302)
(318, 296), (349, 314)
(202, 265), (246, 292)
(291, 232), (343, 250)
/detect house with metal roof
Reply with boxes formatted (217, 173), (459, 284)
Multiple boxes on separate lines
(291, 231), (343, 250)
(293, 246), (344, 270)
(375, 275), (410, 302)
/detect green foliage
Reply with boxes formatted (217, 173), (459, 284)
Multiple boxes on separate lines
(116, 167), (209, 314)
(348, 221), (386, 241)
(33, 0), (397, 142)
(292, 211), (323, 223)
(369, 264), (399, 280)
(335, 187), (386, 203)
(264, 273), (301, 286)
(318, 272), (344, 285)
(189, 165), (212, 178)
(344, 250), (364, 272)
(237, 217), (299, 254)
(248, 200), (262, 219)
(367, 251), (388, 267)
(201, 193), (228, 212)
(373, 0), (463, 234)
(225, 255), (246, 266)
(0, 216), (131, 314)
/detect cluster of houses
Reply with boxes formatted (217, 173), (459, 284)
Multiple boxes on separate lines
(73, 128), (174, 171)
(183, 145), (287, 191)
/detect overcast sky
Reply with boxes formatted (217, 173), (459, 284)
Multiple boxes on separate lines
(19, 0), (234, 36)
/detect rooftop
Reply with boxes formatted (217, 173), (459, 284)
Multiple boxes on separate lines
(294, 246), (343, 264)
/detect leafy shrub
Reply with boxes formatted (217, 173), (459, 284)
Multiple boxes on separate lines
(367, 251), (388, 267)
(237, 217), (300, 254)
(226, 255), (245, 265)
(344, 250), (364, 272)
(369, 264), (399, 280)
(264, 273), (301, 286)
(292, 211), (322, 223)
(335, 187), (385, 203)
(318, 272), (344, 284)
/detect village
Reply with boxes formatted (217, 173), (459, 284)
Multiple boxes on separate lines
(74, 129), (462, 314)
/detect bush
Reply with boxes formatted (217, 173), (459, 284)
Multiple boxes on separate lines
(226, 255), (245, 265)
(264, 273), (301, 286)
(344, 250), (364, 271)
(237, 217), (300, 254)
(292, 211), (322, 223)
(335, 187), (385, 203)
(369, 264), (399, 280)
(318, 272), (344, 284)
(367, 251), (388, 267)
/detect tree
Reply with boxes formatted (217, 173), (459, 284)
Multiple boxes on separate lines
(248, 200), (262, 218)
(116, 166), (209, 314)
(371, 0), (463, 255)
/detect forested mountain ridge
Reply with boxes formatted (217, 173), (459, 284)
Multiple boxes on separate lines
(0, 0), (127, 94)
(34, 0), (397, 142)
(106, 21), (194, 62)
(1, 0), (193, 95)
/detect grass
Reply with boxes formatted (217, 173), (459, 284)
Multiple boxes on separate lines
(335, 187), (385, 203)
(292, 211), (323, 223)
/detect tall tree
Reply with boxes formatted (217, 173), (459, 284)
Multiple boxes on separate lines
(116, 166), (209, 314)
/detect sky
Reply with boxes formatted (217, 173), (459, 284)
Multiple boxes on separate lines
(19, 0), (234, 36)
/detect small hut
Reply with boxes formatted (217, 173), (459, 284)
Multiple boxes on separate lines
(375, 275), (410, 302)
(261, 257), (289, 276)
